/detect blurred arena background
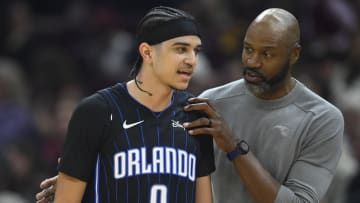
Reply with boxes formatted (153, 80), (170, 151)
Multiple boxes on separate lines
(0, 0), (360, 202)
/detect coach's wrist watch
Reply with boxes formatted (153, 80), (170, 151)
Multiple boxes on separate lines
(226, 140), (249, 161)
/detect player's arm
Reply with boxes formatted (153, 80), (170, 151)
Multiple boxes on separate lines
(42, 94), (109, 202)
(195, 175), (213, 203)
(54, 172), (87, 203)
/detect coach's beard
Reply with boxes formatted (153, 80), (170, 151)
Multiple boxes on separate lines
(244, 62), (291, 95)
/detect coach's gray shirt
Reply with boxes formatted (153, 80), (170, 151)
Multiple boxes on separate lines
(200, 79), (344, 203)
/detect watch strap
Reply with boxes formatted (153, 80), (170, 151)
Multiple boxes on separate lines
(226, 140), (249, 161)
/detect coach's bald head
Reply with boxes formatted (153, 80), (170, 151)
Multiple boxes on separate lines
(246, 8), (300, 48)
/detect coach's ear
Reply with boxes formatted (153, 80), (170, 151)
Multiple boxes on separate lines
(290, 43), (301, 66)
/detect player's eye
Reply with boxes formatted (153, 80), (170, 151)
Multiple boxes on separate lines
(175, 47), (187, 53)
(194, 47), (201, 55)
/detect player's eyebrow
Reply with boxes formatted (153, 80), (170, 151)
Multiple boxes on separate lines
(172, 42), (202, 49)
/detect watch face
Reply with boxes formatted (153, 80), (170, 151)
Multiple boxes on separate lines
(239, 140), (249, 153)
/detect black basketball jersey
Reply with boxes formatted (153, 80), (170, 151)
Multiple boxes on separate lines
(59, 83), (215, 203)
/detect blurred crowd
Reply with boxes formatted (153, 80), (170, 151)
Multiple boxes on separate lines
(0, 0), (359, 202)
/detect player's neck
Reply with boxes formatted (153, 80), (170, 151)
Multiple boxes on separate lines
(127, 79), (174, 112)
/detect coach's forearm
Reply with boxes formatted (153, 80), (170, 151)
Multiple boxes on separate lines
(232, 152), (280, 203)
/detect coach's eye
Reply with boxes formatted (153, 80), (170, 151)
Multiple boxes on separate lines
(263, 51), (272, 58)
(244, 46), (253, 54)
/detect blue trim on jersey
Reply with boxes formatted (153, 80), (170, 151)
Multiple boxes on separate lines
(137, 108), (146, 147)
(112, 142), (120, 201)
(101, 157), (110, 203)
(185, 112), (190, 203)
(104, 89), (131, 146)
(175, 110), (192, 203)
(136, 108), (151, 202)
(168, 111), (176, 202)
(105, 153), (116, 201)
(157, 126), (161, 183)
(104, 89), (131, 203)
(175, 175), (180, 203)
(95, 154), (100, 203)
(118, 82), (176, 118)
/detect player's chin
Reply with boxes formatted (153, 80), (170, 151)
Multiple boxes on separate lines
(172, 82), (190, 91)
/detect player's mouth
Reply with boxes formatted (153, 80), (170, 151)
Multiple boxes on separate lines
(177, 69), (193, 80)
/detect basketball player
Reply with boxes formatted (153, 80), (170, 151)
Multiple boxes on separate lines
(36, 6), (215, 203)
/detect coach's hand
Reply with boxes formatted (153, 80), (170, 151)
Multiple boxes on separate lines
(35, 175), (58, 203)
(36, 158), (60, 203)
(183, 97), (236, 152)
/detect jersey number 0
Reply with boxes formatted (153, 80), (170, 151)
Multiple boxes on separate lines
(150, 184), (167, 203)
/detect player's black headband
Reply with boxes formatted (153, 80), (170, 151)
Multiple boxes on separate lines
(137, 18), (201, 45)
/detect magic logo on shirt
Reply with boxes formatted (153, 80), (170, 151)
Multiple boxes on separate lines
(113, 146), (196, 182)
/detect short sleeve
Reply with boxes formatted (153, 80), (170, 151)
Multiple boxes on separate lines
(190, 110), (216, 177)
(195, 134), (215, 177)
(58, 93), (111, 182)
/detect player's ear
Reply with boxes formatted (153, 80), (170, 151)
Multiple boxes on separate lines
(139, 42), (153, 64)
